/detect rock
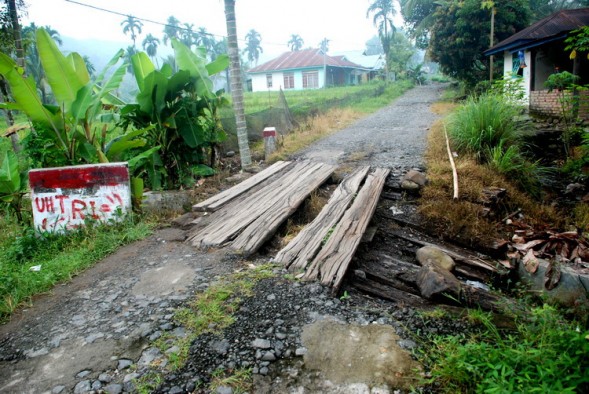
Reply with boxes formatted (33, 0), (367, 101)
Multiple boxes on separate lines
(416, 246), (456, 271)
(169, 386), (183, 394)
(259, 366), (269, 375)
(516, 258), (589, 307)
(73, 380), (91, 394)
(91, 380), (102, 390)
(402, 169), (427, 186)
(565, 182), (584, 195)
(76, 370), (91, 378)
(400, 180), (420, 192)
(295, 347), (307, 356)
(138, 347), (163, 366)
(225, 151), (235, 157)
(211, 339), (230, 355)
(123, 372), (140, 383)
(103, 383), (122, 394)
(417, 264), (461, 299)
(52, 385), (65, 394)
(216, 385), (233, 394)
(261, 351), (276, 361)
(397, 339), (417, 350)
(98, 373), (113, 383)
(252, 338), (272, 349)
(117, 359), (133, 370)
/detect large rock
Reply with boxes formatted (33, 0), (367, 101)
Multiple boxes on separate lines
(516, 258), (588, 308)
(417, 264), (461, 300)
(416, 246), (456, 272)
(402, 170), (427, 187)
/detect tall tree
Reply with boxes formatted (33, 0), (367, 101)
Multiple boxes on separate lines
(288, 34), (304, 51)
(163, 16), (181, 45)
(180, 23), (196, 48)
(400, 0), (437, 49)
(365, 35), (384, 55)
(121, 15), (143, 47)
(243, 29), (263, 65)
(367, 0), (396, 78)
(196, 27), (215, 55)
(319, 37), (330, 53)
(224, 0), (251, 168)
(428, 0), (531, 86)
(142, 33), (160, 62)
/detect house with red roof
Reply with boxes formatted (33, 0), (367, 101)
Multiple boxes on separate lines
(484, 8), (589, 118)
(247, 48), (371, 92)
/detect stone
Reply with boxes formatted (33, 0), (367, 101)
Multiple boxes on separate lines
(138, 347), (163, 366)
(73, 380), (91, 394)
(211, 339), (230, 355)
(416, 264), (461, 299)
(91, 380), (102, 390)
(76, 370), (91, 378)
(98, 373), (113, 383)
(85, 332), (105, 344)
(295, 347), (307, 356)
(516, 258), (589, 307)
(103, 383), (123, 394)
(252, 338), (272, 349)
(400, 180), (420, 192)
(416, 246), (456, 272)
(216, 385), (233, 394)
(402, 169), (427, 186)
(169, 386), (183, 394)
(123, 372), (140, 383)
(117, 359), (133, 370)
(52, 385), (65, 394)
(261, 351), (277, 361)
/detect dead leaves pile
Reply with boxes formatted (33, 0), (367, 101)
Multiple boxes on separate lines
(503, 228), (589, 291)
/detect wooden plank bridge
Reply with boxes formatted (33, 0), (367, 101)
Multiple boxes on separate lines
(187, 160), (389, 293)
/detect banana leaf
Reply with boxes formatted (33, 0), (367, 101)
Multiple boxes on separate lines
(67, 52), (90, 85)
(205, 54), (229, 76)
(131, 52), (156, 92)
(172, 39), (214, 98)
(0, 150), (20, 199)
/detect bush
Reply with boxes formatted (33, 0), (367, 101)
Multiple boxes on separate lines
(449, 93), (521, 162)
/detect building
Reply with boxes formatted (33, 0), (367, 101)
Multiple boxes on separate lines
(484, 8), (589, 118)
(247, 48), (370, 92)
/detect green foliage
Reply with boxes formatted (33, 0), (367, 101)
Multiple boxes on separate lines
(0, 150), (28, 222)
(120, 40), (230, 190)
(565, 26), (589, 60)
(428, 0), (531, 87)
(544, 71), (580, 92)
(489, 75), (526, 104)
(449, 93), (521, 161)
(423, 304), (589, 393)
(0, 216), (152, 321)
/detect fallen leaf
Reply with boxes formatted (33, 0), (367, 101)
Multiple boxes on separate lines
(513, 239), (545, 252)
(544, 262), (561, 291)
(522, 249), (539, 274)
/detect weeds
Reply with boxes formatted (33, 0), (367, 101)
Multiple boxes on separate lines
(422, 304), (589, 393)
(0, 215), (153, 321)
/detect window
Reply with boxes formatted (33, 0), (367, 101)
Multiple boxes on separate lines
(302, 71), (319, 88)
(284, 73), (294, 89)
(266, 74), (273, 88)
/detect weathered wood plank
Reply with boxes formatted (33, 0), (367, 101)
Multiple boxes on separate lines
(274, 166), (370, 270)
(387, 229), (500, 274)
(230, 162), (337, 256)
(303, 168), (390, 293)
(188, 161), (325, 248)
(192, 160), (291, 212)
(352, 277), (431, 307)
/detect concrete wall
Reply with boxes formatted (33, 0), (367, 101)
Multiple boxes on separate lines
(250, 68), (325, 92)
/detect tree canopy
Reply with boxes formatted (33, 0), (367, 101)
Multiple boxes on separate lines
(243, 29), (262, 65)
(288, 34), (304, 51)
(428, 0), (531, 86)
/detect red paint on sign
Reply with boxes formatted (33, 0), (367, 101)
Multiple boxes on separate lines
(29, 165), (129, 190)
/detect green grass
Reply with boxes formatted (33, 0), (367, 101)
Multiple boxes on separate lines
(0, 214), (153, 321)
(421, 304), (589, 393)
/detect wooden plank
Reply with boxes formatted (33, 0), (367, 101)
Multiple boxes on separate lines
(274, 166), (370, 271)
(188, 161), (325, 248)
(303, 168), (390, 293)
(192, 160), (291, 212)
(230, 162), (337, 256)
(352, 277), (431, 307)
(387, 229), (500, 274)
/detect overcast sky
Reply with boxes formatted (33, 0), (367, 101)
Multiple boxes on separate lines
(22, 0), (403, 61)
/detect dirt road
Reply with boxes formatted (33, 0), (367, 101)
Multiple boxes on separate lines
(0, 84), (447, 394)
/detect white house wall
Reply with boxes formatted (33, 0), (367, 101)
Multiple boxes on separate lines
(250, 69), (325, 92)
(502, 50), (531, 102)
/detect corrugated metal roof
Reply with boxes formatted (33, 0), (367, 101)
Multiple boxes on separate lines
(485, 7), (589, 55)
(248, 48), (366, 73)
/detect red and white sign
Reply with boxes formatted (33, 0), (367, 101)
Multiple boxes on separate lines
(29, 163), (132, 232)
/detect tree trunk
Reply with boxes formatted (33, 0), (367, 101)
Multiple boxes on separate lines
(5, 0), (22, 152)
(224, 0), (251, 168)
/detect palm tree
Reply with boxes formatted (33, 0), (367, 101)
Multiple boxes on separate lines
(142, 33), (160, 63)
(224, 0), (251, 168)
(243, 29), (263, 65)
(121, 15), (143, 47)
(83, 55), (96, 77)
(163, 16), (181, 46)
(319, 37), (330, 53)
(5, 0), (25, 152)
(125, 46), (138, 75)
(367, 0), (396, 78)
(161, 54), (178, 73)
(180, 23), (196, 48)
(288, 34), (304, 51)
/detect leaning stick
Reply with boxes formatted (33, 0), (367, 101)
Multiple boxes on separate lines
(444, 126), (459, 200)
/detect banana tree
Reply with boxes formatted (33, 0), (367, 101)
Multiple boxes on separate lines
(120, 39), (230, 189)
(0, 28), (134, 166)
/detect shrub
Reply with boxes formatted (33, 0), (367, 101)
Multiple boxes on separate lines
(449, 93), (521, 162)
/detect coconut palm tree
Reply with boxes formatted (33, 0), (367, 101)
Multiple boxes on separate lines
(288, 34), (304, 51)
(319, 37), (330, 53)
(83, 55), (96, 77)
(121, 15), (143, 47)
(142, 33), (160, 63)
(196, 27), (215, 55)
(163, 16), (181, 46)
(243, 29), (263, 65)
(180, 23), (196, 48)
(367, 0), (396, 79)
(224, 0), (251, 167)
